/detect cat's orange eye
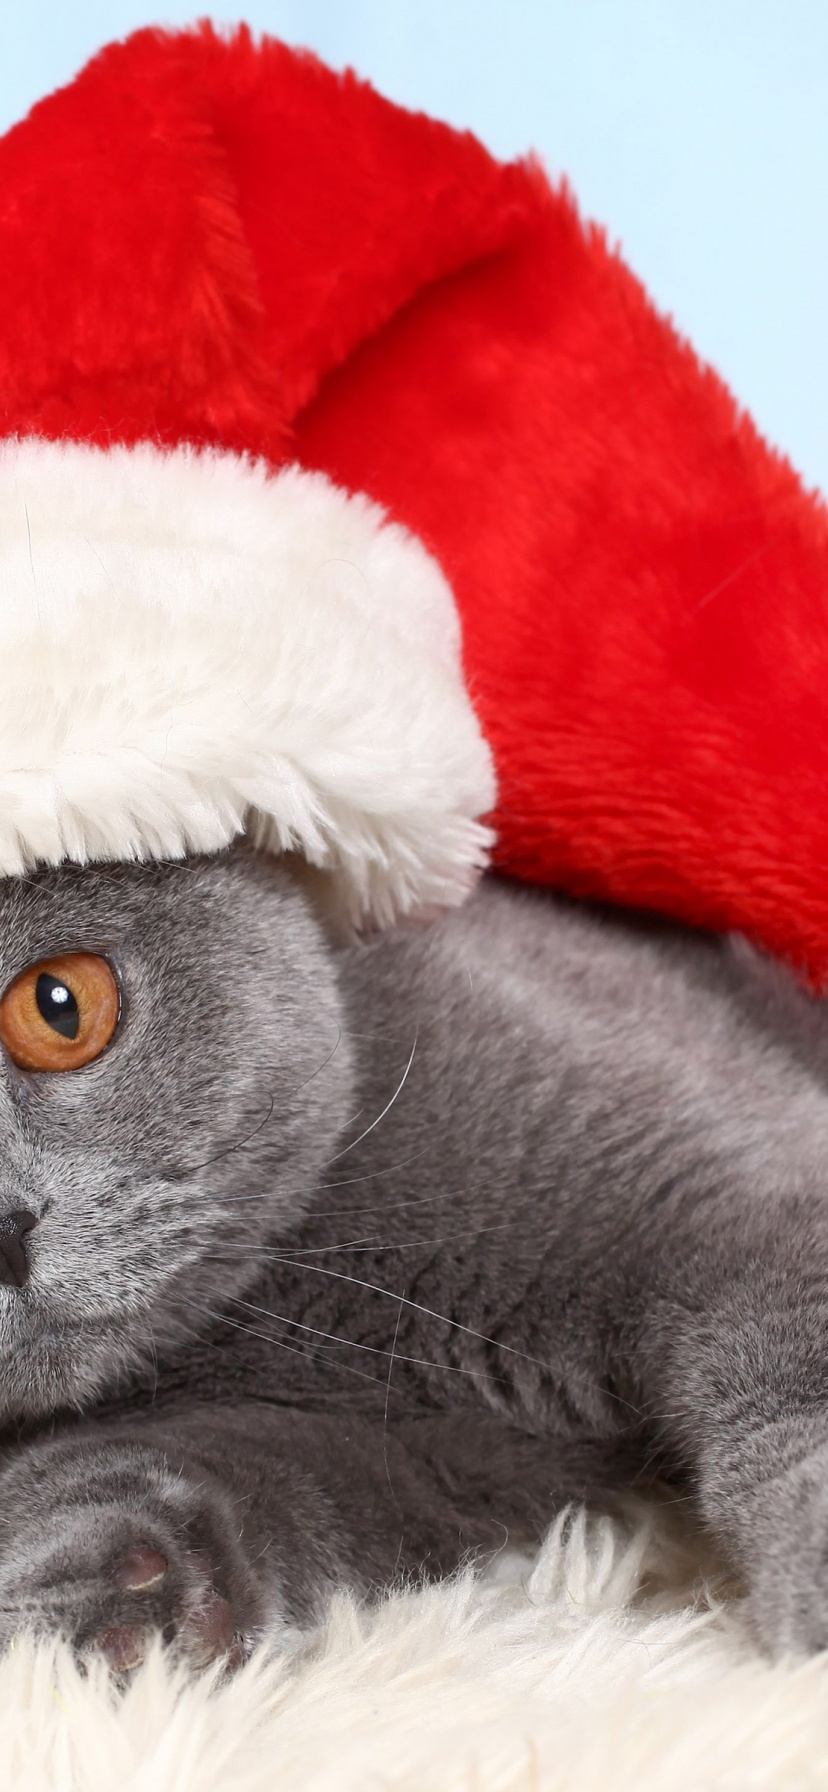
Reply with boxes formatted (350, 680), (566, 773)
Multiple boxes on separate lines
(0, 954), (120, 1072)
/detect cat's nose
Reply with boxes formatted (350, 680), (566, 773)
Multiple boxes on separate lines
(0, 1211), (37, 1288)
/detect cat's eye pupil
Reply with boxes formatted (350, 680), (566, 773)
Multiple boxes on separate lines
(35, 973), (80, 1040)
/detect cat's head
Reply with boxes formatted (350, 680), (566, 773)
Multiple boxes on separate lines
(0, 848), (351, 1421)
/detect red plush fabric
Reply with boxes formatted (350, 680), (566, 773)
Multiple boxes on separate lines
(0, 24), (535, 452)
(3, 23), (828, 980)
(297, 195), (828, 982)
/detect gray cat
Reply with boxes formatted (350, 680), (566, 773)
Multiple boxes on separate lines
(0, 844), (824, 1670)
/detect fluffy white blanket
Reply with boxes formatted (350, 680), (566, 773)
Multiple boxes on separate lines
(3, 1499), (826, 1792)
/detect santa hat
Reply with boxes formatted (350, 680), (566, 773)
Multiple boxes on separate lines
(3, 24), (828, 975)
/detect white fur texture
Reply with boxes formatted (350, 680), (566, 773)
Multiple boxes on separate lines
(0, 439), (495, 926)
(3, 1503), (826, 1792)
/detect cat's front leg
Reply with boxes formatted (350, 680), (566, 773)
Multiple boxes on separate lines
(0, 1427), (268, 1672)
(636, 1237), (828, 1656)
(0, 1402), (496, 1671)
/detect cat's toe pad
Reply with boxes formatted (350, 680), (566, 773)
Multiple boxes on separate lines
(113, 1544), (168, 1591)
(182, 1582), (242, 1668)
(93, 1543), (244, 1674)
(98, 1623), (150, 1673)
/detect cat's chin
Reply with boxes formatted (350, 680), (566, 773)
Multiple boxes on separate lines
(0, 1255), (257, 1422)
(0, 1306), (147, 1423)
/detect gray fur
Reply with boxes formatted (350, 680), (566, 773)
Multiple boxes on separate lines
(0, 847), (824, 1660)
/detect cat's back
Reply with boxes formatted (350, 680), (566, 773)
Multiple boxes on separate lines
(336, 876), (828, 1193)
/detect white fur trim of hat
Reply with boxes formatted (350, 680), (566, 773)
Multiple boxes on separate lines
(0, 439), (495, 928)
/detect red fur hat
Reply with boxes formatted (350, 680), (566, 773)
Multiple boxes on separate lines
(2, 23), (827, 971)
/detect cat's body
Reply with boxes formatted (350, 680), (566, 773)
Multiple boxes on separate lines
(0, 850), (826, 1665)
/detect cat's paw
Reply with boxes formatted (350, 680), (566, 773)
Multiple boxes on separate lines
(61, 1530), (244, 1674)
(0, 1434), (263, 1673)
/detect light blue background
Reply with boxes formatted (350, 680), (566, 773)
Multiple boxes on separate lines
(3, 2), (827, 495)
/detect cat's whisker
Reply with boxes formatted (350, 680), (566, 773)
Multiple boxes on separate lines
(294, 1222), (517, 1255)
(243, 1255), (645, 1419)
(196, 1282), (516, 1386)
(184, 1097), (275, 1174)
(213, 1219), (519, 1257)
(315, 1147), (434, 1194)
(285, 1026), (344, 1100)
(327, 1030), (418, 1164)
(216, 1188), (445, 1218)
(209, 1253), (558, 1379)
(179, 1296), (387, 1388)
(212, 1146), (438, 1212)
(383, 1290), (406, 1501)
(178, 1028), (344, 1176)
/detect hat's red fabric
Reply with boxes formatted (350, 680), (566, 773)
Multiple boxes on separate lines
(3, 23), (828, 977)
